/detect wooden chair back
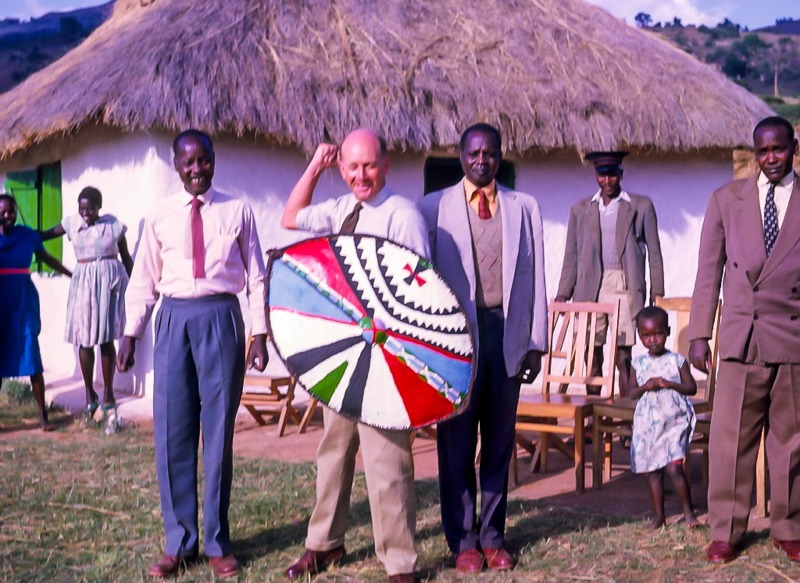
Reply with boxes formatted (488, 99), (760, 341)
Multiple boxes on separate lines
(541, 301), (620, 399)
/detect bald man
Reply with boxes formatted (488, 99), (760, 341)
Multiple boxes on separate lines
(281, 129), (429, 583)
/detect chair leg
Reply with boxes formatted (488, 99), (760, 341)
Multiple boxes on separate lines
(574, 412), (585, 494)
(299, 398), (318, 433)
(592, 418), (602, 490)
(540, 433), (549, 472)
(756, 427), (769, 518)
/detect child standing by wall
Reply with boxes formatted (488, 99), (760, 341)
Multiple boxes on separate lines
(630, 306), (699, 529)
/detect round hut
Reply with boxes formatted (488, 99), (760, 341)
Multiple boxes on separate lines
(0, 0), (773, 409)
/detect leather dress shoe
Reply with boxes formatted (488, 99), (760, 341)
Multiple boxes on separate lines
(388, 574), (415, 583)
(284, 546), (346, 579)
(706, 541), (736, 563)
(208, 554), (241, 578)
(455, 548), (484, 572)
(149, 554), (197, 578)
(773, 539), (800, 562)
(483, 547), (514, 570)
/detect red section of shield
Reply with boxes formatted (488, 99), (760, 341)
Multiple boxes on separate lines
(282, 238), (366, 317)
(382, 347), (455, 427)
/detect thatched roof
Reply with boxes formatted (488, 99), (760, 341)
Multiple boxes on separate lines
(0, 0), (774, 159)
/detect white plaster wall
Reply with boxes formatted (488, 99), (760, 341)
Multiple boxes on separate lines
(1, 128), (735, 413)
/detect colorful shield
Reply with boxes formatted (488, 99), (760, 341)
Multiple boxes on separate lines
(266, 235), (475, 430)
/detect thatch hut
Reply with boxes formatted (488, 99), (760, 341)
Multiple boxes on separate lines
(0, 0), (772, 407)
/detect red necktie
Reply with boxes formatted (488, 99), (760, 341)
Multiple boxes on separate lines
(476, 189), (491, 220)
(190, 197), (205, 278)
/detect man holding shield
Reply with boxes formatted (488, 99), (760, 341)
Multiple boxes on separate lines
(280, 128), (428, 583)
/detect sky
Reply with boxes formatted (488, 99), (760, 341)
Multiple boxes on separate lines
(1, 0), (798, 30)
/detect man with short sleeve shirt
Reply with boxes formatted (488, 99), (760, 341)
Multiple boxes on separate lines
(281, 129), (427, 583)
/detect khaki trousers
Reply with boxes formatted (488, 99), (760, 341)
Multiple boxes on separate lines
(305, 407), (417, 576)
(595, 269), (635, 346)
(709, 359), (800, 544)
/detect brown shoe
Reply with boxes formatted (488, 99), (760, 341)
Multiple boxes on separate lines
(706, 541), (736, 563)
(388, 574), (415, 583)
(454, 548), (483, 572)
(208, 554), (241, 578)
(284, 546), (346, 579)
(483, 547), (514, 571)
(149, 554), (197, 578)
(774, 539), (800, 562)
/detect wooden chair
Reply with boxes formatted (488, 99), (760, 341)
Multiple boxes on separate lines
(592, 297), (720, 489)
(240, 337), (302, 436)
(514, 301), (620, 493)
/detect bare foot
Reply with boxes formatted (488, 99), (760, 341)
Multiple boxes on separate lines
(647, 517), (666, 530)
(40, 419), (55, 432)
(684, 513), (701, 528)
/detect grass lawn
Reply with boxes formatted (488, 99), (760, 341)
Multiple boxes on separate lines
(1, 388), (798, 582)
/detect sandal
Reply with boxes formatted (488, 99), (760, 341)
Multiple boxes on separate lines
(83, 400), (99, 421)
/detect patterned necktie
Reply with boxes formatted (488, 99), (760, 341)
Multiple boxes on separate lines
(190, 197), (205, 278)
(476, 189), (491, 220)
(339, 202), (362, 235)
(764, 183), (778, 257)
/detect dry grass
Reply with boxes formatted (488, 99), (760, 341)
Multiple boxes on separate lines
(0, 393), (797, 582)
(0, 0), (773, 161)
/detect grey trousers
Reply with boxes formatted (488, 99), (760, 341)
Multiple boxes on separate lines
(153, 294), (245, 558)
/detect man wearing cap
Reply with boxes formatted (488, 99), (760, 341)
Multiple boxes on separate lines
(555, 151), (664, 395)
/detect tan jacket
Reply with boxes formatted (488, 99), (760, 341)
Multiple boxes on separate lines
(556, 193), (664, 319)
(689, 174), (800, 363)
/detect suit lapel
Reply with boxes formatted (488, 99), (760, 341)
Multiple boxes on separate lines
(759, 175), (800, 283)
(731, 177), (766, 285)
(498, 187), (521, 315)
(615, 198), (634, 259)
(587, 199), (601, 252)
(439, 183), (476, 294)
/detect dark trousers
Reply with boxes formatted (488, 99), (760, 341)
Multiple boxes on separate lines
(153, 294), (245, 558)
(437, 307), (521, 553)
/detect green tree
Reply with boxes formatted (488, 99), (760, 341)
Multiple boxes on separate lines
(634, 12), (652, 28)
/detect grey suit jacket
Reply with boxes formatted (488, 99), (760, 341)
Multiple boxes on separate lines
(419, 182), (548, 377)
(556, 192), (664, 319)
(689, 174), (800, 363)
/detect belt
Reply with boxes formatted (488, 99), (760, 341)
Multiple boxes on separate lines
(77, 255), (117, 263)
(0, 267), (31, 274)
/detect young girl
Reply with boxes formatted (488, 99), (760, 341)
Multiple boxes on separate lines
(0, 194), (72, 430)
(41, 187), (133, 422)
(630, 306), (699, 529)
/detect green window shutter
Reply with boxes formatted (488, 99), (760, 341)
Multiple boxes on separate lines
(39, 162), (63, 272)
(5, 163), (63, 273)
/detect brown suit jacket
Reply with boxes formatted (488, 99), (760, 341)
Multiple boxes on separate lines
(556, 192), (664, 319)
(689, 174), (800, 363)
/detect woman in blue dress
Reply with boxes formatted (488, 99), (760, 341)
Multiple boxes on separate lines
(0, 194), (72, 430)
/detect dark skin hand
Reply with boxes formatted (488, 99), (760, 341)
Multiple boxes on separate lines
(518, 350), (545, 383)
(117, 333), (269, 372)
(36, 249), (72, 277)
(688, 339), (712, 374)
(629, 360), (697, 400)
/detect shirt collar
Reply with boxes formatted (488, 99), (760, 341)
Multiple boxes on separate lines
(356, 187), (392, 208)
(77, 214), (112, 231)
(183, 187), (217, 206)
(464, 178), (497, 202)
(758, 171), (795, 189)
(591, 189), (631, 204)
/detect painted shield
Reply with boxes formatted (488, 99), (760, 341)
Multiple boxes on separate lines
(266, 235), (475, 430)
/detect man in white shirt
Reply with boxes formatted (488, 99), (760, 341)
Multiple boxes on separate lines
(280, 129), (427, 583)
(118, 129), (268, 579)
(556, 151), (664, 395)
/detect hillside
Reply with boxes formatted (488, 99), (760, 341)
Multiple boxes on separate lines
(0, 2), (112, 93)
(640, 16), (800, 123)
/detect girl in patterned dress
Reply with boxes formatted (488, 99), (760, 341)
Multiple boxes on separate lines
(41, 187), (133, 420)
(630, 306), (699, 529)
(1, 194), (72, 430)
